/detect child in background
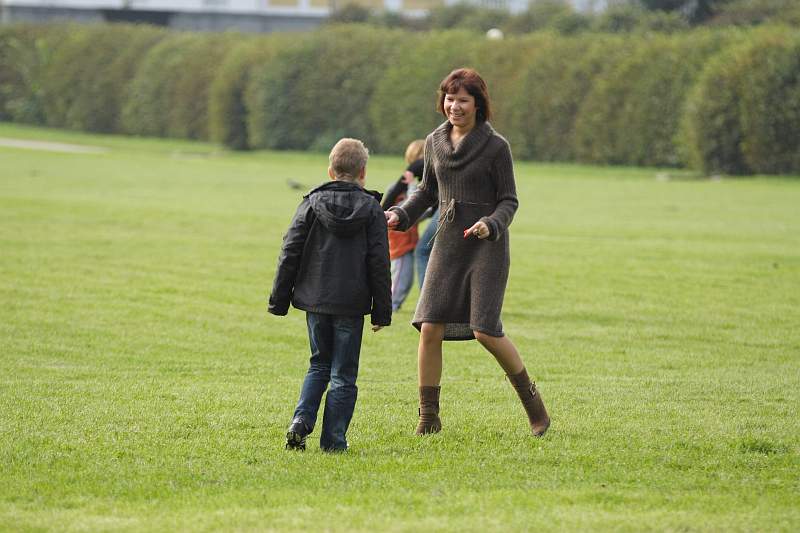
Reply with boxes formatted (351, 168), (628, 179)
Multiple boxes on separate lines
(268, 138), (392, 452)
(381, 140), (424, 312)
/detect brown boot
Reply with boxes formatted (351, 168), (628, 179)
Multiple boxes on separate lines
(415, 385), (442, 435)
(508, 368), (550, 437)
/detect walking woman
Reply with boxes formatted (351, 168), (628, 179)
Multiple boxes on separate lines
(385, 68), (550, 437)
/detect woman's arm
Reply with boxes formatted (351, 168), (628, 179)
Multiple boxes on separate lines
(366, 207), (392, 327)
(480, 141), (519, 241)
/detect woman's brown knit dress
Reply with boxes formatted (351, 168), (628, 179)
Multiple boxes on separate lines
(390, 121), (518, 341)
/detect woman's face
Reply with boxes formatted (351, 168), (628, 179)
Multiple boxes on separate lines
(444, 87), (477, 130)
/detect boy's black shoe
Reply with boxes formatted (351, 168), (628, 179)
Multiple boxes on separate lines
(321, 446), (348, 453)
(285, 417), (309, 451)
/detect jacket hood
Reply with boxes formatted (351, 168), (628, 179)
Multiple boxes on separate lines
(307, 181), (382, 236)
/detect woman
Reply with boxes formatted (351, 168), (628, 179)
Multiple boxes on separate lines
(385, 68), (550, 437)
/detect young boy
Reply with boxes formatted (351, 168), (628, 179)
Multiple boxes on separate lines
(268, 138), (391, 452)
(381, 139), (425, 312)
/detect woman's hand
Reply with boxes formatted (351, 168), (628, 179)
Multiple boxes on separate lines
(466, 220), (490, 240)
(401, 170), (415, 185)
(385, 210), (400, 229)
(372, 325), (384, 332)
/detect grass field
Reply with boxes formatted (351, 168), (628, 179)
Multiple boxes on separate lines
(1, 122), (798, 532)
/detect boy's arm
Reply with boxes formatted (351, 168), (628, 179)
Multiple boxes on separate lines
(388, 136), (438, 231)
(366, 206), (392, 327)
(380, 178), (406, 210)
(268, 200), (312, 316)
(408, 158), (424, 179)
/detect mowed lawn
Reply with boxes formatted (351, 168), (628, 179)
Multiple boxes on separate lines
(1, 123), (798, 532)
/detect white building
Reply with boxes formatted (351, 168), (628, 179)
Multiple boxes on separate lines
(0, 0), (609, 32)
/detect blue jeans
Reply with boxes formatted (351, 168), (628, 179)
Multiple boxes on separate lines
(293, 312), (363, 451)
(391, 251), (415, 311)
(416, 208), (438, 289)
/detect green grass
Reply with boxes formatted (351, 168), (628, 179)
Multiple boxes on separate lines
(1, 122), (798, 532)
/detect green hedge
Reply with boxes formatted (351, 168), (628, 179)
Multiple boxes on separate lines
(680, 43), (750, 174)
(248, 25), (404, 152)
(574, 31), (732, 167)
(41, 24), (166, 132)
(245, 35), (320, 150)
(471, 33), (544, 153)
(209, 35), (285, 150)
(3, 22), (799, 175)
(122, 32), (236, 140)
(682, 28), (800, 175)
(0, 24), (70, 124)
(506, 34), (629, 161)
(0, 28), (22, 121)
(368, 30), (478, 154)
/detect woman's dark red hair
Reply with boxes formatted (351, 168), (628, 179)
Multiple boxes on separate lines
(437, 68), (492, 123)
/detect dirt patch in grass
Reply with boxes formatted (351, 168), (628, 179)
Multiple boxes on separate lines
(0, 137), (107, 154)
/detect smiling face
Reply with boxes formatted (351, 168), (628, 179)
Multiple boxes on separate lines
(437, 68), (492, 127)
(443, 87), (477, 130)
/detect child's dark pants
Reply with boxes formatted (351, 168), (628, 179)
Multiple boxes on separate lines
(293, 312), (363, 451)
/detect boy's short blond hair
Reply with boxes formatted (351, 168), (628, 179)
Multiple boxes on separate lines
(404, 139), (425, 165)
(329, 138), (369, 182)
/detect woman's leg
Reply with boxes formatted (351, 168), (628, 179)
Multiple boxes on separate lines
(473, 331), (524, 375)
(416, 322), (445, 435)
(419, 322), (445, 386)
(474, 331), (550, 437)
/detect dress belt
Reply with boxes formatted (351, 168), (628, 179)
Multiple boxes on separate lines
(427, 198), (455, 246)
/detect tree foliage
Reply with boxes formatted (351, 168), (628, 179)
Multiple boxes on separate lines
(682, 28), (800, 174)
(248, 26), (403, 151)
(574, 31), (730, 167)
(5, 23), (800, 175)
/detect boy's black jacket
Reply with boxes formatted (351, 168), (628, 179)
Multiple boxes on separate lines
(268, 180), (392, 326)
(380, 159), (424, 210)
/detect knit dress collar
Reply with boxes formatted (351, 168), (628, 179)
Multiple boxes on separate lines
(431, 120), (495, 170)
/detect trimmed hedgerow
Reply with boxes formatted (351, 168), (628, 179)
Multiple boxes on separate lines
(506, 33), (629, 161)
(122, 32), (236, 140)
(243, 38), (312, 151)
(41, 24), (166, 132)
(680, 45), (749, 175)
(247, 25), (404, 152)
(471, 33), (544, 153)
(4, 22), (799, 174)
(573, 30), (732, 167)
(0, 24), (70, 124)
(368, 30), (479, 154)
(122, 33), (199, 138)
(208, 35), (284, 150)
(0, 28), (21, 121)
(168, 33), (238, 140)
(736, 31), (800, 174)
(683, 27), (800, 175)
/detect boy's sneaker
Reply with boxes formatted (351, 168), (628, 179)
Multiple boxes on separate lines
(285, 417), (309, 451)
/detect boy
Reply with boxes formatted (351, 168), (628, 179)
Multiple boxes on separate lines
(268, 138), (392, 452)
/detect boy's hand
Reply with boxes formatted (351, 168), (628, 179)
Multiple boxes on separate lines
(371, 325), (384, 332)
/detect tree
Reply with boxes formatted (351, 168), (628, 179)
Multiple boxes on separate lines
(329, 3), (370, 24)
(638, 0), (729, 24)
